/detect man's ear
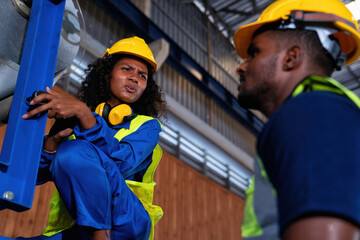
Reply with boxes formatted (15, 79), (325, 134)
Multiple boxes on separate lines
(283, 46), (303, 71)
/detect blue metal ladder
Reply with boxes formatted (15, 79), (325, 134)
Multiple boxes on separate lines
(0, 0), (65, 237)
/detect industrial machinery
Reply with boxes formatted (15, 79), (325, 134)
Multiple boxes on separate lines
(0, 0), (84, 215)
(0, 0), (84, 123)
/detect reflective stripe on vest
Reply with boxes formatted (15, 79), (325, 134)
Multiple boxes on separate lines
(241, 175), (263, 237)
(42, 115), (163, 239)
(242, 75), (360, 238)
(292, 75), (360, 108)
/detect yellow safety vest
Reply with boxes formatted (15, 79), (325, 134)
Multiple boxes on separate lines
(242, 75), (360, 238)
(42, 115), (164, 239)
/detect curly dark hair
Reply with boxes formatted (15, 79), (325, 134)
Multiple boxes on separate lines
(78, 54), (166, 120)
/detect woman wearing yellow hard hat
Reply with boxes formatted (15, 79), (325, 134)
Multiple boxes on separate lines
(22, 36), (166, 240)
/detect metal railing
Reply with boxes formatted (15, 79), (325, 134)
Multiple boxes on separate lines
(159, 124), (250, 198)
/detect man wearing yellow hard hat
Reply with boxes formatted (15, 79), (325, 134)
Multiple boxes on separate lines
(21, 36), (166, 240)
(234, 0), (360, 239)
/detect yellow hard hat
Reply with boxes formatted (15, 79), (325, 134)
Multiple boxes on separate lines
(103, 36), (157, 72)
(233, 0), (360, 66)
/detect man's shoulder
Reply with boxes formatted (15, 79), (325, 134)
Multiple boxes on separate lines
(272, 91), (360, 122)
(260, 90), (360, 143)
(289, 90), (357, 107)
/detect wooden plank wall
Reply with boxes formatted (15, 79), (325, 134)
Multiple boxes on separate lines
(153, 152), (245, 240)
(0, 88), (245, 239)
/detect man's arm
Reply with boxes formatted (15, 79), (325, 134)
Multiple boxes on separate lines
(283, 216), (360, 240)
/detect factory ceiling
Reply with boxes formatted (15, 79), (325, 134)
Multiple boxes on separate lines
(193, 0), (360, 97)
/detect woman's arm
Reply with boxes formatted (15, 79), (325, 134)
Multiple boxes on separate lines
(23, 87), (96, 152)
(283, 217), (360, 240)
(73, 115), (161, 177)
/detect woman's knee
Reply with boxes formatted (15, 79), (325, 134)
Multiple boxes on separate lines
(51, 139), (95, 177)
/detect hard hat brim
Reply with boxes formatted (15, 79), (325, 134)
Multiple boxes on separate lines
(234, 20), (274, 60)
(234, 19), (360, 66)
(103, 50), (157, 72)
(102, 36), (158, 72)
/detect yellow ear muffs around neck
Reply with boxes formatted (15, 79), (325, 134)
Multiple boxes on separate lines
(95, 102), (133, 125)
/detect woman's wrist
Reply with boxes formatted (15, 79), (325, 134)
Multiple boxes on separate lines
(43, 148), (57, 154)
(76, 103), (96, 130)
(43, 136), (60, 154)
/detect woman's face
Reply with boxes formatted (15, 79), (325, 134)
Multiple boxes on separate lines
(108, 57), (148, 106)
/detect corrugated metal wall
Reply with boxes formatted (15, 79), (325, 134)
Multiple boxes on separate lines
(149, 0), (257, 156)
(78, 0), (133, 46)
(152, 0), (209, 70)
(151, 0), (241, 96)
(212, 104), (256, 156)
(157, 63), (256, 157)
(210, 28), (241, 96)
(157, 63), (211, 124)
